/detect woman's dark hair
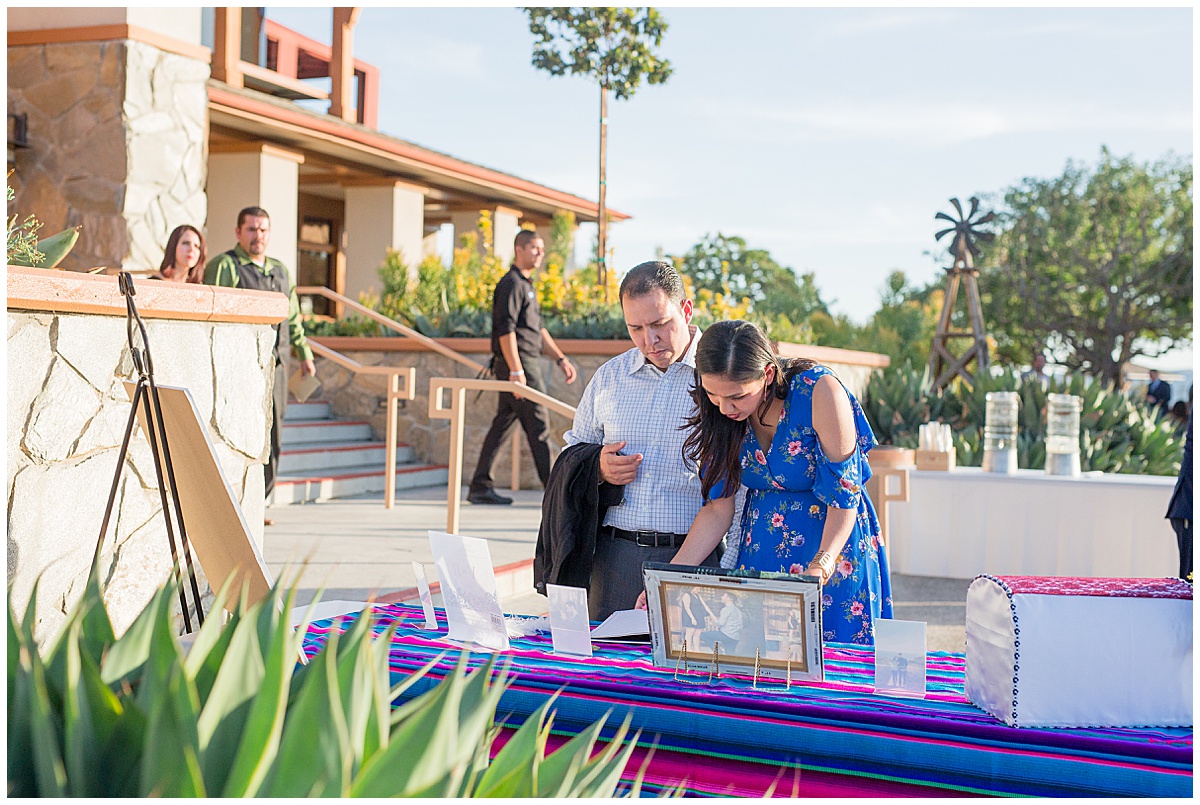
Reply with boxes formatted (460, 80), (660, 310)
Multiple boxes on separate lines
(682, 320), (816, 501)
(160, 224), (207, 283)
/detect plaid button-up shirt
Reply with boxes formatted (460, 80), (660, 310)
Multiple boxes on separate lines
(564, 328), (705, 535)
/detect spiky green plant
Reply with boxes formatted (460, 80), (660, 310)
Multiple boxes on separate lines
(8, 568), (645, 797)
(862, 364), (1184, 475)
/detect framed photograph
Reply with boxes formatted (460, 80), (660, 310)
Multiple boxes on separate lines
(642, 563), (824, 683)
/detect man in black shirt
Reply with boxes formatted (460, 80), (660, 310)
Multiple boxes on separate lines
(468, 230), (577, 504)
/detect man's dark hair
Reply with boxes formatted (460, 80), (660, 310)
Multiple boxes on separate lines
(514, 229), (541, 250)
(236, 206), (270, 228)
(619, 260), (684, 305)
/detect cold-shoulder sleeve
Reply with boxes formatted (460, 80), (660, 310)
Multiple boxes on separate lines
(807, 373), (877, 509)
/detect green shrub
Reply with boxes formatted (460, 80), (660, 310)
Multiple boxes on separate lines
(8, 568), (645, 797)
(861, 364), (1184, 476)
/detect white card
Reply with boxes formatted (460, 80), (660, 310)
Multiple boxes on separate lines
(427, 531), (509, 652)
(547, 584), (593, 657)
(873, 619), (927, 698)
(590, 608), (650, 640)
(411, 561), (438, 630)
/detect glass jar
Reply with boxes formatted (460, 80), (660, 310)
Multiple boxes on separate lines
(982, 391), (1019, 474)
(1044, 393), (1082, 476)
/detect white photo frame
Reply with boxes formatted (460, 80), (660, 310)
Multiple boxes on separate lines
(643, 563), (824, 683)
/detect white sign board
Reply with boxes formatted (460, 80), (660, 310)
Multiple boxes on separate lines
(411, 561), (438, 630)
(874, 619), (927, 698)
(427, 531), (509, 652)
(547, 584), (592, 657)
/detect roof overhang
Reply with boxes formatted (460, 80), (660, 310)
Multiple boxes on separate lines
(207, 82), (629, 225)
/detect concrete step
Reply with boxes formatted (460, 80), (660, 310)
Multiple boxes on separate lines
(281, 419), (374, 446)
(279, 442), (415, 474)
(285, 401), (333, 422)
(270, 463), (450, 506)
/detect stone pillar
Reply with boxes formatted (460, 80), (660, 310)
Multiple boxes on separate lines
(206, 144), (303, 281)
(7, 34), (209, 273)
(342, 180), (427, 301)
(450, 206), (523, 264)
(491, 206), (522, 266)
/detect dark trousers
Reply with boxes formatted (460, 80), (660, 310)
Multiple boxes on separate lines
(1171, 518), (1192, 580)
(470, 358), (552, 493)
(587, 532), (720, 622)
(266, 357), (287, 499)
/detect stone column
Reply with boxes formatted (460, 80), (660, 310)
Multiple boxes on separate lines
(7, 36), (209, 273)
(450, 205), (523, 264)
(342, 180), (427, 301)
(206, 144), (303, 281)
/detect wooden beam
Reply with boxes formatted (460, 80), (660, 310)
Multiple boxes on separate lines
(330, 7), (358, 123)
(212, 8), (243, 88)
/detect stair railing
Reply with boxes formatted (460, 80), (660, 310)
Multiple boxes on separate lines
(296, 286), (485, 373)
(429, 377), (576, 534)
(305, 340), (415, 509)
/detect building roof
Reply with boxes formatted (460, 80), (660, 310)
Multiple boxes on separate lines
(208, 82), (629, 224)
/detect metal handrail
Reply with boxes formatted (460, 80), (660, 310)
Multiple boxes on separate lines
(429, 377), (576, 533)
(296, 285), (485, 373)
(306, 340), (416, 509)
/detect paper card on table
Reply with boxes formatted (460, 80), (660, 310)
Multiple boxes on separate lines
(427, 531), (509, 651)
(547, 584), (592, 657)
(590, 608), (650, 641)
(873, 619), (927, 698)
(411, 561), (438, 630)
(288, 369), (322, 403)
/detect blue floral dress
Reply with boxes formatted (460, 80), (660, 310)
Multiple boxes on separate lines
(734, 366), (893, 645)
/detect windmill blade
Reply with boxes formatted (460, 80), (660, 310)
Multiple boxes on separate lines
(935, 211), (958, 224)
(967, 240), (982, 259)
(967, 197), (980, 219)
(949, 197), (964, 218)
(935, 226), (957, 241)
(973, 231), (996, 243)
(975, 211), (996, 226)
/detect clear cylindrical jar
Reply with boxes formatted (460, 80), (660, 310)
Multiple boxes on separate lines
(1044, 393), (1082, 476)
(982, 391), (1019, 473)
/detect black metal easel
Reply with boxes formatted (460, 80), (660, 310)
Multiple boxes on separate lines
(93, 272), (205, 631)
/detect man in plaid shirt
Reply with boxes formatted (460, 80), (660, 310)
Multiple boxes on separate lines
(564, 261), (721, 620)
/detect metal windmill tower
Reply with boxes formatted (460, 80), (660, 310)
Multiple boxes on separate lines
(927, 196), (995, 390)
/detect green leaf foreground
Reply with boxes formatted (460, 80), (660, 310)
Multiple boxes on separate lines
(7, 568), (651, 797)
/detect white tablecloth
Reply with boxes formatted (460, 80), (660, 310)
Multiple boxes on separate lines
(887, 468), (1179, 580)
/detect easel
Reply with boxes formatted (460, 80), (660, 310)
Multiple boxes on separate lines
(94, 272), (205, 632)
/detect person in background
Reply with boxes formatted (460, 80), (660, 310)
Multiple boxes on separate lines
(1166, 388), (1192, 580)
(1169, 400), (1189, 433)
(1020, 350), (1049, 387)
(643, 319), (892, 646)
(205, 206), (315, 525)
(1145, 369), (1171, 417)
(151, 225), (206, 283)
(468, 229), (577, 505)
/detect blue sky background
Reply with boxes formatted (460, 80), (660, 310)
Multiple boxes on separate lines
(270, 6), (1192, 368)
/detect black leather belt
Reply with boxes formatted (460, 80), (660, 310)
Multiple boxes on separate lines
(606, 527), (688, 548)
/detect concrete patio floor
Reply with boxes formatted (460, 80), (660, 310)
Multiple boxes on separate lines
(263, 487), (971, 652)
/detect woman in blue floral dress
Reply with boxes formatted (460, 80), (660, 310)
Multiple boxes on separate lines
(646, 320), (893, 645)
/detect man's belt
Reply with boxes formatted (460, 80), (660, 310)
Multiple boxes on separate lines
(605, 527), (688, 548)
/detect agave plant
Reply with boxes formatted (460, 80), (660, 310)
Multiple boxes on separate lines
(862, 364), (1184, 476)
(8, 567), (645, 797)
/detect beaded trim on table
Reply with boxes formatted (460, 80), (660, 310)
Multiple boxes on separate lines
(975, 574), (1021, 727)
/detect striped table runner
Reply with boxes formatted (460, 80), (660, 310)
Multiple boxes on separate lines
(301, 604), (1192, 797)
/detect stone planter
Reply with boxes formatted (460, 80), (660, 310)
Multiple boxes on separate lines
(310, 335), (889, 491)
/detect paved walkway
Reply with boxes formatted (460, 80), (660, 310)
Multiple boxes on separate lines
(264, 488), (970, 652)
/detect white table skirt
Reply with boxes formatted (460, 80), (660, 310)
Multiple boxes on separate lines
(886, 467), (1179, 580)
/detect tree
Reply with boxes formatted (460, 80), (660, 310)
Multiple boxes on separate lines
(675, 233), (829, 321)
(984, 149), (1192, 387)
(524, 7), (673, 295)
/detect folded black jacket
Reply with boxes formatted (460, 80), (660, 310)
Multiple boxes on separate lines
(534, 442), (624, 595)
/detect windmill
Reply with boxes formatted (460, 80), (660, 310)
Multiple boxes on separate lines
(927, 197), (995, 390)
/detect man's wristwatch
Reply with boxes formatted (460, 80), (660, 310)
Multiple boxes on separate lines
(556, 357), (568, 364)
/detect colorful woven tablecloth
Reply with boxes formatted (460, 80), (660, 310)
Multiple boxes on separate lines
(300, 604), (1192, 798)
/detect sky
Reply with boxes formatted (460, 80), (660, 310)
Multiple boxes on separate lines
(269, 5), (1193, 368)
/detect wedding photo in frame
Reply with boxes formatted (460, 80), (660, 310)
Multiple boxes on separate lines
(643, 563), (824, 684)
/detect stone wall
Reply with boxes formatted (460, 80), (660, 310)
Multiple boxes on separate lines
(7, 38), (209, 272)
(311, 338), (884, 490)
(8, 297), (276, 646)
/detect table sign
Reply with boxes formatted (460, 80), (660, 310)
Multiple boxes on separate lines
(643, 563), (823, 684)
(427, 531), (509, 651)
(547, 584), (593, 657)
(873, 619), (927, 698)
(590, 608), (650, 641)
(411, 561), (438, 629)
